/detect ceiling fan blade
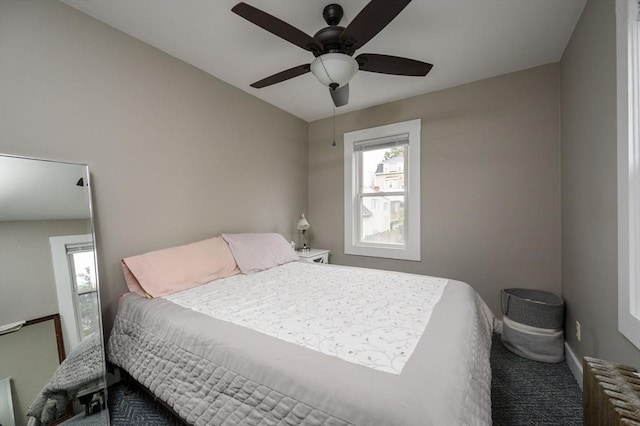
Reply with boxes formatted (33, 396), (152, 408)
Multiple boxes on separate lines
(339, 0), (411, 52)
(232, 2), (323, 54)
(250, 64), (311, 88)
(330, 84), (349, 107)
(356, 53), (433, 76)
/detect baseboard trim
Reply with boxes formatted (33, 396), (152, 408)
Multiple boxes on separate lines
(565, 341), (583, 390)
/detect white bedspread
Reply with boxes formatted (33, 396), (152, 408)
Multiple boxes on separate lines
(165, 262), (447, 374)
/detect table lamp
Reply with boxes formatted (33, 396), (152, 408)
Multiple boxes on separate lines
(297, 213), (310, 252)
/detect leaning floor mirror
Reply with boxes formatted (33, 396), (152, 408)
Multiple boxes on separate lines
(0, 155), (108, 426)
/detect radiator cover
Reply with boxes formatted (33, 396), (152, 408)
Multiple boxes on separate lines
(583, 357), (640, 425)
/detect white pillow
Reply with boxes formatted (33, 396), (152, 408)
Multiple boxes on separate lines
(221, 233), (299, 274)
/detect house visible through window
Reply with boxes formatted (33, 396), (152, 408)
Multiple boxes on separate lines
(344, 119), (421, 261)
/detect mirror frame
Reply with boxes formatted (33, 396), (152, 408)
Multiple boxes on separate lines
(0, 153), (108, 425)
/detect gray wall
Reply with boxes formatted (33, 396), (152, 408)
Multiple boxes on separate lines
(308, 64), (562, 316)
(561, 0), (640, 366)
(0, 0), (308, 335)
(0, 220), (90, 325)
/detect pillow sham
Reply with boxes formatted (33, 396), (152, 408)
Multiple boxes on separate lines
(122, 236), (240, 298)
(222, 232), (299, 274)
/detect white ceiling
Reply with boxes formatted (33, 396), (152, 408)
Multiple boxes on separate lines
(60, 0), (585, 122)
(0, 156), (91, 221)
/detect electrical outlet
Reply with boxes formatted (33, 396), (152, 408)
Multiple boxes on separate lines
(575, 320), (581, 342)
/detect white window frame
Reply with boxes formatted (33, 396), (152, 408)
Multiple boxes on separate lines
(50, 234), (94, 352)
(344, 119), (421, 261)
(617, 0), (640, 349)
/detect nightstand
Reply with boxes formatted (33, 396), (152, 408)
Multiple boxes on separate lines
(296, 248), (330, 264)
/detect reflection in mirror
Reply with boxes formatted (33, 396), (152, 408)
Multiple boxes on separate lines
(0, 155), (108, 426)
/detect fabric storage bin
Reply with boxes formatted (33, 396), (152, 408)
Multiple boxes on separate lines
(500, 288), (564, 329)
(500, 288), (565, 363)
(501, 317), (565, 363)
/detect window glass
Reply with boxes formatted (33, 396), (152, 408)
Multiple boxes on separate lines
(360, 195), (405, 244)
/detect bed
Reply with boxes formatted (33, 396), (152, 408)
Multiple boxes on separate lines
(108, 234), (497, 426)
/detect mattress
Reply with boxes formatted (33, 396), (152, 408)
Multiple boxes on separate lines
(108, 262), (496, 426)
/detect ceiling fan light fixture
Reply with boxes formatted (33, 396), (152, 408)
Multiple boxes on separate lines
(310, 53), (358, 88)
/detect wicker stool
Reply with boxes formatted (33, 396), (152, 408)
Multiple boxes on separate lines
(500, 288), (565, 363)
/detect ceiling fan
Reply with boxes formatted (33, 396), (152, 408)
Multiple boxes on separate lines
(231, 0), (433, 108)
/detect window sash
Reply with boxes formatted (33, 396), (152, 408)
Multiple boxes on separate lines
(355, 141), (408, 248)
(67, 250), (99, 339)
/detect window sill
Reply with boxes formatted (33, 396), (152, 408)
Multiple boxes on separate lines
(345, 245), (420, 261)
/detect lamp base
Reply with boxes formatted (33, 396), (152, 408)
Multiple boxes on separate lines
(299, 247), (311, 252)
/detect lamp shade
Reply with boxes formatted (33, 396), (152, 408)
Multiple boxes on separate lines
(310, 53), (359, 87)
(297, 213), (310, 230)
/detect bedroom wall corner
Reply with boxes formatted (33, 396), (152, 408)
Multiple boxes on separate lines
(560, 0), (640, 368)
(0, 0), (309, 338)
(307, 64), (562, 318)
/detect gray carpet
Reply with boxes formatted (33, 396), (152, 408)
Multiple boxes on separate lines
(490, 334), (583, 425)
(97, 334), (582, 425)
(106, 381), (183, 426)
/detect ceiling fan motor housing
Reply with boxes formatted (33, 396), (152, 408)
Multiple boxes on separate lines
(313, 26), (345, 54)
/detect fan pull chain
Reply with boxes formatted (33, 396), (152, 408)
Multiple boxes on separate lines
(332, 107), (336, 147)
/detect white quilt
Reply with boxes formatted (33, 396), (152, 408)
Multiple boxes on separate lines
(165, 262), (447, 374)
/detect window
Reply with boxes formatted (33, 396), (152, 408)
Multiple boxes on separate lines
(68, 244), (99, 338)
(50, 234), (99, 351)
(344, 119), (420, 261)
(617, 0), (640, 349)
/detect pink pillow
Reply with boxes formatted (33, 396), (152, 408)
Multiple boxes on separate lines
(222, 233), (299, 274)
(122, 236), (240, 298)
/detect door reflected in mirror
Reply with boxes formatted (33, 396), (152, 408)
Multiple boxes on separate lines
(0, 155), (108, 426)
